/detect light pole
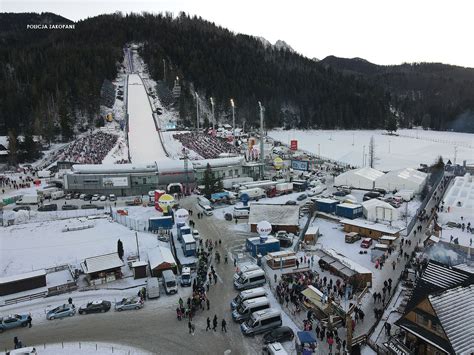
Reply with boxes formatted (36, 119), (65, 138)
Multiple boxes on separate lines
(363, 145), (366, 167)
(210, 97), (215, 130)
(230, 98), (235, 139)
(195, 92), (199, 132)
(258, 101), (265, 179)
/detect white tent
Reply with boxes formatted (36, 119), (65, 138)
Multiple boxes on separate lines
(442, 173), (474, 214)
(334, 167), (385, 190)
(362, 199), (398, 222)
(375, 168), (427, 193)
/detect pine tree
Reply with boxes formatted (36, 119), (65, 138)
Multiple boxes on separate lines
(386, 115), (398, 134)
(368, 136), (376, 168)
(117, 239), (124, 260)
(7, 130), (18, 167)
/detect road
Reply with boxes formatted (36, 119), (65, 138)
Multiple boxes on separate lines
(0, 196), (262, 355)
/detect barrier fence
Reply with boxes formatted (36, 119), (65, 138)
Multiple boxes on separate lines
(111, 211), (148, 232)
(2, 208), (107, 226)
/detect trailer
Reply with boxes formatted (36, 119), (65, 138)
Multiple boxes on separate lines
(292, 180), (308, 192)
(222, 177), (253, 190)
(267, 182), (294, 197)
(335, 203), (363, 219)
(149, 216), (174, 231)
(177, 225), (192, 242)
(315, 198), (339, 214)
(16, 195), (40, 205)
(181, 234), (197, 257)
(240, 180), (284, 190)
(238, 188), (266, 200)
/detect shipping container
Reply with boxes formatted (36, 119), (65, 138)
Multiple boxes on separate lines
(245, 237), (280, 257)
(335, 203), (363, 219)
(315, 198), (339, 213)
(149, 216), (174, 231)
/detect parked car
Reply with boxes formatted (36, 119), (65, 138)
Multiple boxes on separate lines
(263, 326), (295, 344)
(81, 204), (98, 209)
(38, 204), (58, 212)
(333, 190), (349, 197)
(276, 231), (293, 248)
(361, 238), (373, 248)
(363, 191), (382, 201)
(0, 314), (29, 332)
(100, 195), (107, 201)
(345, 232), (361, 244)
(192, 229), (201, 241)
(285, 200), (297, 205)
(296, 194), (308, 201)
(114, 297), (144, 311)
(91, 194), (100, 201)
(62, 204), (78, 211)
(65, 193), (72, 200)
(78, 300), (111, 314)
(73, 192), (81, 199)
(83, 194), (92, 201)
(109, 194), (117, 201)
(46, 304), (76, 320)
(13, 206), (31, 212)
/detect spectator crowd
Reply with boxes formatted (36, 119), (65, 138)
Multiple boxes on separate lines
(55, 132), (118, 164)
(173, 132), (239, 159)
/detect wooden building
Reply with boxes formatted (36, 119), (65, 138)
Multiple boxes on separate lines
(148, 246), (177, 277)
(249, 204), (300, 234)
(81, 252), (124, 285)
(340, 218), (403, 240)
(0, 270), (47, 296)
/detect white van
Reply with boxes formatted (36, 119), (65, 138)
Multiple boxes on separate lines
(233, 264), (262, 281)
(146, 277), (160, 299)
(231, 287), (267, 309)
(232, 296), (270, 322)
(51, 190), (65, 200)
(200, 204), (213, 216)
(234, 269), (266, 290)
(240, 309), (282, 336)
(233, 206), (250, 219)
(162, 270), (178, 295)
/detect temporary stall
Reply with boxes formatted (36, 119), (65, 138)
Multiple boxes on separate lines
(375, 168), (427, 193)
(335, 203), (363, 219)
(266, 251), (297, 269)
(81, 253), (124, 283)
(304, 227), (320, 244)
(341, 219), (403, 239)
(362, 199), (398, 222)
(131, 261), (148, 279)
(334, 167), (384, 190)
(246, 236), (280, 257)
(315, 199), (339, 214)
(148, 246), (177, 276)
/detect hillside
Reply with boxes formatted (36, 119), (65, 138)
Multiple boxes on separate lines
(320, 56), (474, 131)
(0, 12), (472, 141)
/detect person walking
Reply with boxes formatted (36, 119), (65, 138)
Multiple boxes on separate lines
(206, 317), (211, 331)
(206, 298), (210, 310)
(212, 315), (218, 331)
(27, 313), (32, 328)
(68, 297), (74, 307)
(221, 318), (227, 332)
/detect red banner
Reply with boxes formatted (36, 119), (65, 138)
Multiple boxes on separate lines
(290, 140), (298, 150)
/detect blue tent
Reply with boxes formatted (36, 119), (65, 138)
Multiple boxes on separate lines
(297, 331), (317, 344)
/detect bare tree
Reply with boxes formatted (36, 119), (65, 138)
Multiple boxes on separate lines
(369, 136), (376, 168)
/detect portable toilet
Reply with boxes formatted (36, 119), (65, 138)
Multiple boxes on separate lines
(336, 203), (363, 219)
(182, 234), (197, 257)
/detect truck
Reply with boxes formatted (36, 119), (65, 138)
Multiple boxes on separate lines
(149, 216), (174, 231)
(238, 187), (266, 200)
(37, 170), (52, 178)
(177, 225), (192, 242)
(37, 187), (59, 198)
(16, 195), (40, 205)
(267, 182), (293, 197)
(211, 191), (236, 204)
(223, 177), (253, 190)
(292, 180), (308, 192)
(241, 180), (284, 191)
(51, 190), (65, 200)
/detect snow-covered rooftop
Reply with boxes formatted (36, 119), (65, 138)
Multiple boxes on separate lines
(0, 269), (46, 284)
(429, 285), (474, 355)
(421, 261), (470, 289)
(442, 173), (474, 213)
(340, 218), (404, 234)
(337, 203), (362, 210)
(147, 246), (176, 269)
(248, 204), (299, 226)
(191, 157), (244, 169)
(83, 253), (123, 274)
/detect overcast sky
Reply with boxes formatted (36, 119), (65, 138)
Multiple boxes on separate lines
(3, 0), (473, 68)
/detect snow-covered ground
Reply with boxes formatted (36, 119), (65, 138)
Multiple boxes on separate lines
(127, 73), (169, 163)
(269, 129), (474, 170)
(0, 217), (161, 276)
(11, 342), (152, 355)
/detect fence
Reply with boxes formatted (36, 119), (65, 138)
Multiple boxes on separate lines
(112, 211), (148, 232)
(405, 171), (446, 236)
(4, 341), (148, 355)
(2, 208), (108, 226)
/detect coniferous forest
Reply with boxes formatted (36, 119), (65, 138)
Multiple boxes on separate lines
(1, 11), (473, 141)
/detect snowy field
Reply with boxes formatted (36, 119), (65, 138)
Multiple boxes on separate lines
(269, 129), (474, 170)
(127, 73), (169, 163)
(0, 218), (161, 276)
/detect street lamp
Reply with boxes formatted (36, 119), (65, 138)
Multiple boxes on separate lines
(258, 101), (265, 179)
(210, 97), (215, 130)
(195, 92), (199, 132)
(230, 98), (235, 138)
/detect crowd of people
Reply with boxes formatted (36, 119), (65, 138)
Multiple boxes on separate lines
(0, 174), (34, 193)
(54, 132), (118, 164)
(173, 132), (239, 159)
